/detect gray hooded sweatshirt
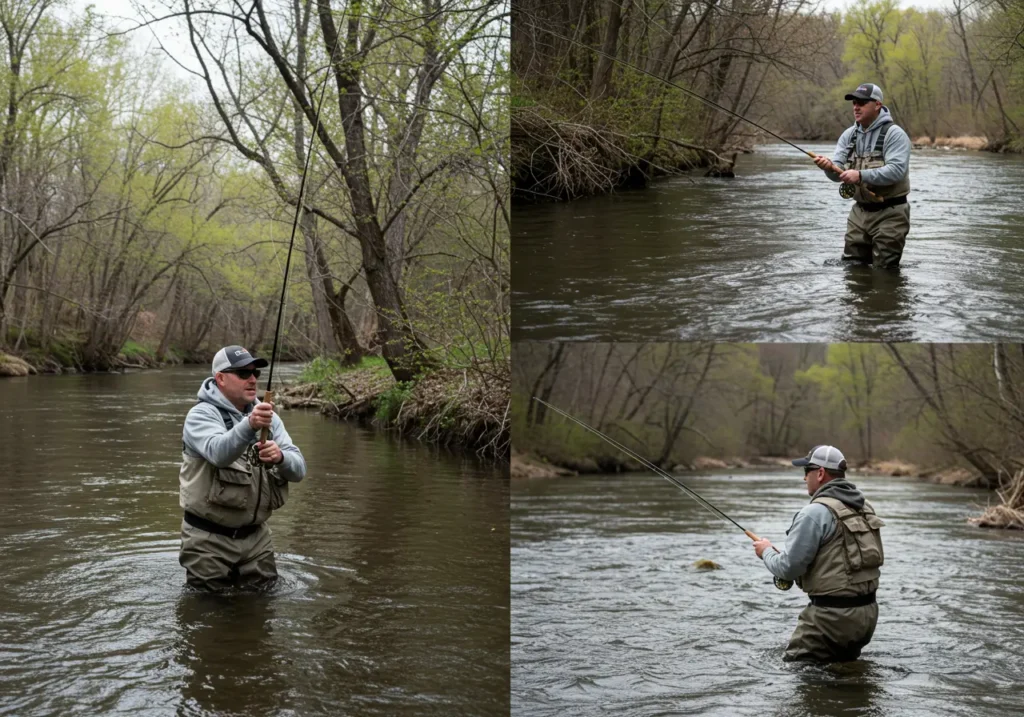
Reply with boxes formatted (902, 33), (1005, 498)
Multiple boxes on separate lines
(825, 106), (911, 187)
(182, 377), (306, 481)
(762, 479), (866, 581)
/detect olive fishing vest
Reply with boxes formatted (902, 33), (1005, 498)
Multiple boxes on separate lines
(795, 496), (884, 596)
(845, 122), (910, 204)
(178, 405), (288, 528)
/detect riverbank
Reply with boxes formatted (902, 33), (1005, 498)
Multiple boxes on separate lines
(511, 450), (985, 487)
(2, 347), (510, 463)
(278, 358), (510, 462)
(511, 105), (737, 203)
(510, 127), (1024, 206)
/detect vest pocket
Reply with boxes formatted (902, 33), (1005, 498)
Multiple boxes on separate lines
(269, 476), (289, 510)
(841, 513), (885, 572)
(208, 465), (253, 510)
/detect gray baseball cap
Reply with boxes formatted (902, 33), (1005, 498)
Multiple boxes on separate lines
(845, 83), (883, 103)
(211, 345), (268, 375)
(792, 445), (847, 471)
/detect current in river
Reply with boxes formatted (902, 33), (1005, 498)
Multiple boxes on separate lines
(0, 365), (509, 716)
(512, 144), (1024, 342)
(511, 470), (1024, 716)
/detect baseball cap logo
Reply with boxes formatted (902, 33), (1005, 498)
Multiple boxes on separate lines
(233, 348), (249, 357)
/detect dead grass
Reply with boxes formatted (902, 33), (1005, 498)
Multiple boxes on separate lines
(969, 469), (1024, 530)
(915, 136), (989, 151)
(0, 353), (35, 377)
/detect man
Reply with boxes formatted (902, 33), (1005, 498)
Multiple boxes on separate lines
(178, 345), (306, 591)
(813, 83), (912, 269)
(752, 445), (884, 662)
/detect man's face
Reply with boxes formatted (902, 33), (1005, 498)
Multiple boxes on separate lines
(803, 466), (826, 495)
(216, 369), (259, 409)
(852, 98), (881, 127)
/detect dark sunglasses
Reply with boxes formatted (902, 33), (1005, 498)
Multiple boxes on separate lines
(804, 465), (821, 475)
(225, 368), (261, 380)
(851, 98), (872, 107)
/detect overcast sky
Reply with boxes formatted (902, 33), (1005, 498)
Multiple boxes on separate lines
(69, 0), (958, 83)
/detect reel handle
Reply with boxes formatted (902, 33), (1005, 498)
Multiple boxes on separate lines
(746, 530), (793, 590)
(260, 389), (275, 443)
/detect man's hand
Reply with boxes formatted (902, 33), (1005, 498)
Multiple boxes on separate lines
(248, 402), (274, 431)
(838, 169), (862, 184)
(813, 155), (835, 171)
(257, 440), (284, 464)
(753, 538), (774, 558)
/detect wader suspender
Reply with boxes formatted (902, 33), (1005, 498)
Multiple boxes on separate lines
(846, 122), (890, 166)
(181, 404), (248, 451)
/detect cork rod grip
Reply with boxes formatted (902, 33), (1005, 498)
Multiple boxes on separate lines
(260, 389), (274, 443)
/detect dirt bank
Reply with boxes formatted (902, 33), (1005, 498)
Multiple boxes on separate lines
(278, 363), (509, 462)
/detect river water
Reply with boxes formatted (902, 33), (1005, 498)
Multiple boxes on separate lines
(0, 366), (509, 716)
(511, 470), (1024, 716)
(512, 144), (1024, 342)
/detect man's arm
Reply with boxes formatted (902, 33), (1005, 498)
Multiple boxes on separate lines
(267, 415), (306, 482)
(761, 504), (835, 580)
(183, 404), (255, 467)
(860, 126), (910, 186)
(823, 128), (855, 183)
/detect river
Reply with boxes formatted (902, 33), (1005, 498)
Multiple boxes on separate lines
(511, 470), (1024, 716)
(0, 365), (509, 716)
(512, 144), (1024, 342)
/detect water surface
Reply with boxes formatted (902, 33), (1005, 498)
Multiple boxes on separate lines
(513, 144), (1024, 341)
(0, 366), (509, 716)
(511, 470), (1024, 716)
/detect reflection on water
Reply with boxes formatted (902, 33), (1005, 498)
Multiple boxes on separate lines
(513, 144), (1024, 341)
(0, 366), (509, 716)
(511, 471), (1024, 716)
(175, 593), (286, 717)
(840, 264), (916, 341)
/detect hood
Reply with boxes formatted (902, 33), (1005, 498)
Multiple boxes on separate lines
(196, 377), (252, 418)
(811, 478), (865, 511)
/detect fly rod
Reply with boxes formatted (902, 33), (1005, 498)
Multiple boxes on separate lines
(530, 25), (876, 200)
(260, 45), (339, 443)
(532, 397), (793, 590)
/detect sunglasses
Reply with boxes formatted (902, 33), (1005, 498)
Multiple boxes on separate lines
(225, 368), (261, 380)
(804, 465), (821, 475)
(851, 99), (872, 107)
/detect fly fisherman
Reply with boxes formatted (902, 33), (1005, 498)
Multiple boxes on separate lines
(178, 346), (306, 591)
(814, 83), (912, 269)
(751, 446), (884, 662)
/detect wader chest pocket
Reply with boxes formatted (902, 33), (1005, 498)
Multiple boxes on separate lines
(208, 466), (253, 509)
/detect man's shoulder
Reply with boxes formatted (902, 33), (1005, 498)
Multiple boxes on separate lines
(186, 400), (233, 426)
(883, 123), (910, 140)
(800, 501), (837, 522)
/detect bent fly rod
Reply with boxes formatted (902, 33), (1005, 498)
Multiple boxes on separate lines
(530, 26), (874, 200)
(532, 397), (793, 590)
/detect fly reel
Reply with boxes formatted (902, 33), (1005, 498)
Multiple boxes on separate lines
(839, 182), (857, 199)
(774, 576), (793, 591)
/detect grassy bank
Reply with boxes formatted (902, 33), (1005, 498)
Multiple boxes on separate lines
(280, 357), (510, 462)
